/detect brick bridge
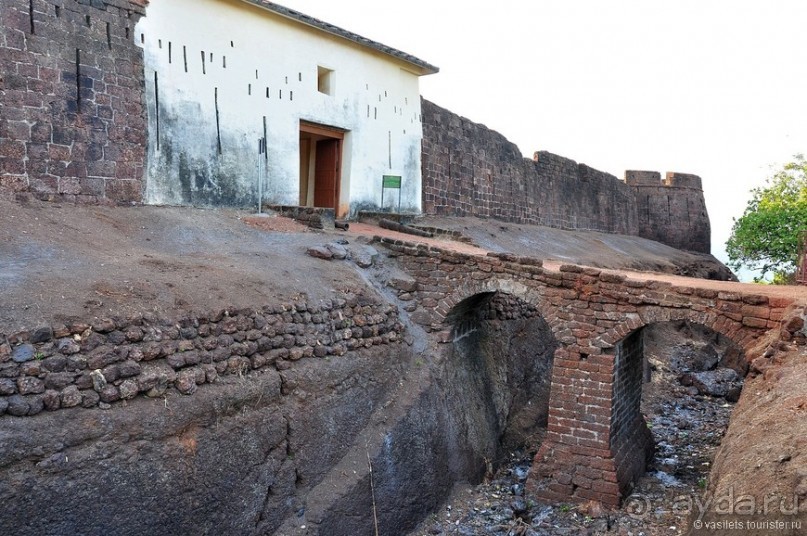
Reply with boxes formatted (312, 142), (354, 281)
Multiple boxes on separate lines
(375, 236), (802, 507)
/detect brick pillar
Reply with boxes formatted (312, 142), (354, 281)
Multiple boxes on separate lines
(527, 337), (653, 507)
(609, 329), (654, 498)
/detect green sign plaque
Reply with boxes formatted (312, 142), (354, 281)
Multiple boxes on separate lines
(382, 175), (402, 189)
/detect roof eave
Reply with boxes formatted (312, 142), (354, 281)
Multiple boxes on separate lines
(238, 0), (439, 76)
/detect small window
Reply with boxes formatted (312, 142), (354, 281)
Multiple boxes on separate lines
(317, 66), (334, 96)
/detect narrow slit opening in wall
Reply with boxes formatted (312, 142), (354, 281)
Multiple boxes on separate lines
(279, 89), (282, 99)
(222, 56), (226, 68)
(209, 52), (213, 62)
(667, 195), (672, 224)
(214, 88), (222, 155)
(141, 33), (144, 44)
(262, 116), (268, 161)
(384, 91), (387, 97)
(230, 40), (234, 47)
(125, 27), (129, 39)
(255, 69), (259, 79)
(29, 0), (35, 34)
(158, 39), (162, 49)
(85, 15), (91, 28)
(266, 87), (269, 98)
(298, 72), (301, 82)
(154, 71), (160, 152)
(285, 76), (288, 84)
(374, 107), (377, 120)
(75, 48), (81, 113)
(106, 22), (112, 49)
(367, 105), (369, 118)
(248, 83), (251, 95)
(55, 5), (60, 18)
(201, 51), (206, 74)
(405, 97), (408, 105)
(290, 91), (293, 101)
(168, 42), (172, 63)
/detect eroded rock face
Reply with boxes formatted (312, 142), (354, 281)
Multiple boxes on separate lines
(0, 347), (406, 536)
(300, 295), (557, 536)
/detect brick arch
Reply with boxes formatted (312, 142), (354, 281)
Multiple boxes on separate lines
(437, 278), (565, 341)
(532, 308), (762, 508)
(593, 306), (757, 355)
(601, 312), (750, 505)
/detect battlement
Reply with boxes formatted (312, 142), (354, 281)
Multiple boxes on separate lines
(665, 172), (702, 189)
(625, 170), (703, 190)
(624, 170), (662, 186)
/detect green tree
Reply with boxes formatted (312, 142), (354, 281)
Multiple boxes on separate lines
(726, 155), (807, 282)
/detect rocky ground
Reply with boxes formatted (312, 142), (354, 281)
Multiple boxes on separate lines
(408, 322), (742, 536)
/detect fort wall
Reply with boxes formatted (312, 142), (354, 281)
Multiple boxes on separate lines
(0, 1), (711, 253)
(421, 99), (712, 253)
(0, 0), (148, 204)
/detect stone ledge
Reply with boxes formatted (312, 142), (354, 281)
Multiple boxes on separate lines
(0, 294), (404, 417)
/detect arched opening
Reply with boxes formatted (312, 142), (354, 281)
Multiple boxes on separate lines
(612, 320), (746, 526)
(443, 291), (557, 477)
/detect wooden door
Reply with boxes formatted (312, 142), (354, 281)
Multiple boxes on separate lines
(314, 139), (340, 209)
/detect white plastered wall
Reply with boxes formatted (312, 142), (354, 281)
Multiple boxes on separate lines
(136, 0), (424, 215)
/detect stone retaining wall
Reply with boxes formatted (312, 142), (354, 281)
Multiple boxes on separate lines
(267, 204), (335, 229)
(0, 293), (404, 417)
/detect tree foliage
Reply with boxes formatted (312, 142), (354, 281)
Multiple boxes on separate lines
(726, 154), (807, 281)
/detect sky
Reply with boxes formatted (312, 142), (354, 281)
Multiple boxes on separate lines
(279, 0), (807, 279)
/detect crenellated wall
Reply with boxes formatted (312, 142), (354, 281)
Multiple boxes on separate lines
(0, 0), (148, 204)
(421, 99), (712, 253)
(625, 170), (711, 253)
(420, 99), (639, 235)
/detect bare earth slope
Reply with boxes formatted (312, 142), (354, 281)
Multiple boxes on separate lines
(0, 200), (369, 333)
(415, 215), (735, 280)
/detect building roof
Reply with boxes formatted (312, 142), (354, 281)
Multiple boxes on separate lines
(240, 1), (439, 75)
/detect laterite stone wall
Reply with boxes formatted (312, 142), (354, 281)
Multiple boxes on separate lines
(0, 0), (148, 204)
(0, 294), (403, 416)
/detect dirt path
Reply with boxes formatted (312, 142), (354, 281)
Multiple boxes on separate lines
(345, 221), (807, 302)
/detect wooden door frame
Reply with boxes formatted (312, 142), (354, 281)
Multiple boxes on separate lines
(300, 121), (346, 216)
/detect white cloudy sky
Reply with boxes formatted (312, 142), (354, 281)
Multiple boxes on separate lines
(280, 0), (807, 277)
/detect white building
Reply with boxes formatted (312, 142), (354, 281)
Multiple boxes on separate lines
(136, 0), (438, 217)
